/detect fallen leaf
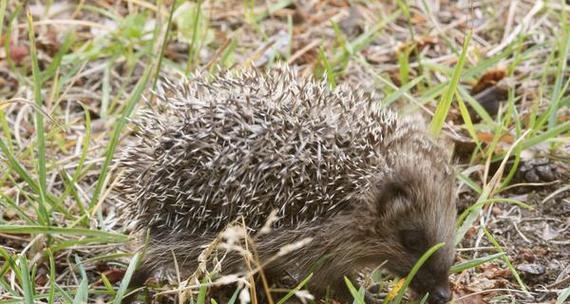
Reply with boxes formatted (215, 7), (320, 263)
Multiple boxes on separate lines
(97, 268), (125, 285)
(472, 69), (506, 95)
(411, 12), (427, 25)
(476, 132), (514, 144)
(415, 35), (438, 49)
(519, 248), (537, 263)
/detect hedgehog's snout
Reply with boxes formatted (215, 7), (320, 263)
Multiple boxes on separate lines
(410, 271), (452, 304)
(429, 285), (452, 304)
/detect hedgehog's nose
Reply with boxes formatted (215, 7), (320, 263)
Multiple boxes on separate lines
(430, 286), (452, 304)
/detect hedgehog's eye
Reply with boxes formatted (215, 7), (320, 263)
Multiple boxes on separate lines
(399, 229), (427, 253)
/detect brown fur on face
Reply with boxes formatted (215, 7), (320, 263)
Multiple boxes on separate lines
(366, 162), (456, 301)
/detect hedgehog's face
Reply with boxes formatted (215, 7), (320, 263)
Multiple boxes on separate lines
(366, 170), (456, 304)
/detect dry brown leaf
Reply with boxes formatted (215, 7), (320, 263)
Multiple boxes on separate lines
(411, 12), (427, 25)
(472, 69), (506, 95)
(98, 268), (126, 285)
(476, 132), (514, 144)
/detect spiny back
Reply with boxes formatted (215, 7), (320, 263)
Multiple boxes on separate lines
(118, 65), (400, 235)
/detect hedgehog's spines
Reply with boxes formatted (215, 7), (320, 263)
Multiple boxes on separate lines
(117, 64), (444, 235)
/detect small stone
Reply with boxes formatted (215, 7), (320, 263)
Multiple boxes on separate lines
(516, 263), (545, 275)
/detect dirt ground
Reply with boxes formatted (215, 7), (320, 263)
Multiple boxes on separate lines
(453, 159), (569, 303)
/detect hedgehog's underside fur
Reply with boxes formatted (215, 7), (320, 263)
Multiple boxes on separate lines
(117, 64), (456, 304)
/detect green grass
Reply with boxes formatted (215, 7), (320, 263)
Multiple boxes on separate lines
(26, 10), (50, 228)
(0, 1), (568, 304)
(429, 30), (472, 136)
(392, 243), (445, 304)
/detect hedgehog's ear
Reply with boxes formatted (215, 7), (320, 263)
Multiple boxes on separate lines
(375, 176), (411, 214)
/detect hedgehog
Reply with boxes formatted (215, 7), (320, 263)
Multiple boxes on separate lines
(117, 64), (457, 304)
